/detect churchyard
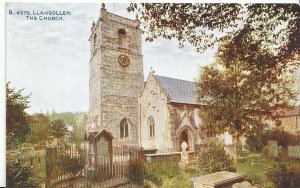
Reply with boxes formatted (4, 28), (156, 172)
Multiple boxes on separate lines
(6, 132), (300, 187)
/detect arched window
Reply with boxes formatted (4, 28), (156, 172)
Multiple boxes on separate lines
(120, 118), (129, 138)
(118, 28), (126, 35)
(147, 116), (155, 137)
(118, 29), (126, 45)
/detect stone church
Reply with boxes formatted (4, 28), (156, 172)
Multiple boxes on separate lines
(85, 5), (232, 155)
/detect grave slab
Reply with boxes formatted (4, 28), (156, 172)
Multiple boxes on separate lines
(192, 171), (244, 188)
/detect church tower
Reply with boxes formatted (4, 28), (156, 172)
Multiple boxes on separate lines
(88, 4), (144, 146)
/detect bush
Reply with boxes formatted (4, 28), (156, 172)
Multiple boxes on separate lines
(197, 140), (235, 174)
(6, 151), (40, 187)
(144, 161), (180, 186)
(266, 162), (300, 188)
(62, 154), (85, 176)
(128, 159), (145, 185)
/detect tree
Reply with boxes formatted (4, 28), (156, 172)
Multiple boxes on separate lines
(128, 4), (300, 75)
(6, 82), (31, 146)
(127, 3), (299, 139)
(26, 114), (51, 145)
(69, 124), (84, 144)
(47, 112), (87, 144)
(50, 119), (67, 144)
(197, 45), (297, 139)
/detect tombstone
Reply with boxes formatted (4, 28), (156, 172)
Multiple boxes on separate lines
(288, 145), (300, 159)
(267, 140), (278, 158)
(178, 141), (189, 170)
(94, 130), (113, 171)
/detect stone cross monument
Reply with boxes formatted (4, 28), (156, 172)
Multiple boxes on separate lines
(180, 141), (189, 163)
(178, 141), (189, 170)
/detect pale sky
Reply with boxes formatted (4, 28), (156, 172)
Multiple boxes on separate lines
(6, 2), (300, 114)
(6, 3), (216, 114)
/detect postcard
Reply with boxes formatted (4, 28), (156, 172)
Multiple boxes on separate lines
(4, 2), (300, 188)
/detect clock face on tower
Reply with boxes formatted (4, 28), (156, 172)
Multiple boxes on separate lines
(118, 54), (130, 67)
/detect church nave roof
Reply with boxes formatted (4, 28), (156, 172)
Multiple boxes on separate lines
(154, 75), (199, 105)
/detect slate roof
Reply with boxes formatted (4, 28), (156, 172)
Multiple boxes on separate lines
(155, 75), (199, 105)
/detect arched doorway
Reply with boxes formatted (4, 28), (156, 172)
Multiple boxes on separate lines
(177, 126), (196, 152)
(179, 130), (189, 151)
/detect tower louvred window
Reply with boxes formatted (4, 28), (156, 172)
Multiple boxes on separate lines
(118, 28), (126, 35)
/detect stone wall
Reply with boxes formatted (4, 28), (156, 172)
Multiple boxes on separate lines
(139, 73), (172, 152)
(139, 73), (206, 153)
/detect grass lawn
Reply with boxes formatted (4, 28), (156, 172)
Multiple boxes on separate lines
(236, 153), (275, 187)
(144, 161), (193, 188)
(236, 153), (300, 188)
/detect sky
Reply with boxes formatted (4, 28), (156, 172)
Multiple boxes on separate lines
(6, 3), (216, 114)
(6, 2), (300, 114)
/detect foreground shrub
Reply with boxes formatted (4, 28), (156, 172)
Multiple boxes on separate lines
(266, 162), (300, 188)
(197, 140), (235, 174)
(7, 151), (40, 187)
(128, 159), (145, 185)
(144, 161), (180, 186)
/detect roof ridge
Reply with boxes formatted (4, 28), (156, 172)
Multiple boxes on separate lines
(154, 74), (197, 83)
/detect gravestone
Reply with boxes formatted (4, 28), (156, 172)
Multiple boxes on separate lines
(267, 140), (278, 158)
(95, 131), (113, 166)
(192, 171), (244, 188)
(288, 145), (300, 159)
